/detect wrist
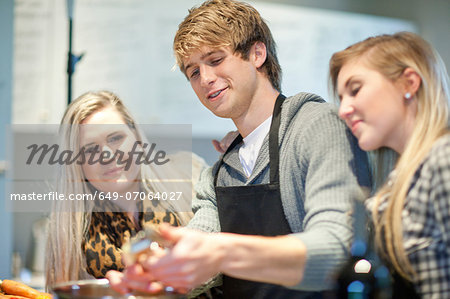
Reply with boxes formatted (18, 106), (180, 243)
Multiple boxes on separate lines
(212, 233), (234, 274)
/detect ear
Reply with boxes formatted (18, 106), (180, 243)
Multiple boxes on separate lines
(401, 67), (421, 96)
(251, 41), (267, 69)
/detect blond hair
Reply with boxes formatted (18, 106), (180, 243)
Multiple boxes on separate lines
(329, 32), (449, 280)
(45, 91), (197, 287)
(173, 0), (282, 91)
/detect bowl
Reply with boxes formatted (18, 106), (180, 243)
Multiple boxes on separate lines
(51, 278), (184, 299)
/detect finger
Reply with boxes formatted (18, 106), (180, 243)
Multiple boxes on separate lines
(150, 272), (201, 291)
(146, 281), (165, 293)
(122, 280), (168, 295)
(212, 139), (225, 153)
(122, 279), (155, 294)
(124, 264), (155, 282)
(159, 223), (184, 244)
(137, 261), (201, 289)
(105, 270), (130, 294)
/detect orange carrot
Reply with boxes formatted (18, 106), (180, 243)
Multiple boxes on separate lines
(2, 295), (32, 299)
(0, 280), (41, 299)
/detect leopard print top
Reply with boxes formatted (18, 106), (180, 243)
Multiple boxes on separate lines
(82, 200), (182, 277)
(82, 152), (207, 279)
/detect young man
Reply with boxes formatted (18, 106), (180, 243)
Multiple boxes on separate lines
(108, 0), (371, 297)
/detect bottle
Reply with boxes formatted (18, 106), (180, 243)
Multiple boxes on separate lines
(335, 199), (391, 299)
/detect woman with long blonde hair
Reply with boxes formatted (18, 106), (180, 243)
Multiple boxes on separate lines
(330, 32), (449, 297)
(45, 91), (207, 288)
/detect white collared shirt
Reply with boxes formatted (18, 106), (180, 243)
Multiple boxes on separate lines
(238, 116), (272, 177)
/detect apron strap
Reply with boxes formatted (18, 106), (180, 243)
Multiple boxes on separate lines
(268, 93), (286, 184)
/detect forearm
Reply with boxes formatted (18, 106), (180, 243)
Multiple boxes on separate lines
(188, 165), (220, 232)
(217, 233), (307, 286)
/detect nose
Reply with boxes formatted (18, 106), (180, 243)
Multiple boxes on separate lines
(101, 144), (116, 163)
(338, 99), (354, 121)
(200, 65), (216, 87)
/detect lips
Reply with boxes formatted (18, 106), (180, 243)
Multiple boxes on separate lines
(103, 166), (124, 177)
(207, 87), (228, 101)
(350, 120), (362, 134)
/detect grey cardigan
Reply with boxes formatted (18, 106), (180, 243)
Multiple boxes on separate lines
(188, 92), (371, 291)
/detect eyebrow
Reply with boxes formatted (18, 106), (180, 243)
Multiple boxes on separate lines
(185, 50), (223, 73)
(337, 76), (354, 100)
(344, 76), (355, 89)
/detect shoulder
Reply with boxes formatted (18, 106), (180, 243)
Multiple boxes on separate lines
(282, 93), (351, 145)
(426, 133), (450, 162)
(410, 134), (450, 197)
(420, 134), (450, 175)
(283, 92), (342, 127)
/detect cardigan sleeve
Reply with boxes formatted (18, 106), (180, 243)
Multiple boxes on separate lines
(187, 163), (221, 233)
(288, 103), (371, 290)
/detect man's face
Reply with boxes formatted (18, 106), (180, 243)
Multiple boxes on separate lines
(183, 46), (260, 121)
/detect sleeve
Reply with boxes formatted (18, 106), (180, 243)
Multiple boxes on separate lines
(289, 104), (372, 290)
(191, 152), (208, 194)
(187, 163), (221, 233)
(415, 139), (450, 296)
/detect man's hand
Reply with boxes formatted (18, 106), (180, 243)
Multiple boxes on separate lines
(138, 223), (224, 291)
(107, 224), (225, 294)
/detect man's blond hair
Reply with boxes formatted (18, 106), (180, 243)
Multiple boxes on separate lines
(173, 0), (282, 91)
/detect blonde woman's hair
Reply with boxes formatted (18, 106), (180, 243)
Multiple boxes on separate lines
(45, 91), (196, 287)
(329, 32), (449, 280)
(173, 0), (282, 91)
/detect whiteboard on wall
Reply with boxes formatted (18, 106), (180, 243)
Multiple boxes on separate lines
(13, 0), (416, 137)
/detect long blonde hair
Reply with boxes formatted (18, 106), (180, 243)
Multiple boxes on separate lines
(329, 32), (449, 280)
(45, 91), (196, 287)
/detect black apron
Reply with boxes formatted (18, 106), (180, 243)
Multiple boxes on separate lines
(214, 94), (311, 298)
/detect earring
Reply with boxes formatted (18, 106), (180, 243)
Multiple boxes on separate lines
(404, 92), (412, 100)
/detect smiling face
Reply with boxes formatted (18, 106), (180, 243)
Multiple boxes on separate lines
(79, 106), (141, 194)
(337, 58), (415, 153)
(184, 45), (262, 121)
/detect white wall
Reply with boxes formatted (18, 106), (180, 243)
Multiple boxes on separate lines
(12, 0), (416, 135)
(265, 0), (450, 72)
(0, 0), (14, 278)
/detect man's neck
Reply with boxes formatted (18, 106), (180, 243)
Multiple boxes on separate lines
(233, 86), (280, 138)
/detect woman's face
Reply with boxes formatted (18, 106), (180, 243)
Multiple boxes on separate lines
(337, 59), (413, 153)
(79, 106), (141, 194)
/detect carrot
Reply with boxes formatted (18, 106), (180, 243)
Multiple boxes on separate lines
(0, 280), (42, 299)
(2, 295), (31, 299)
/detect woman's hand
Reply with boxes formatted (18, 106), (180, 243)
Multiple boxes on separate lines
(212, 131), (239, 153)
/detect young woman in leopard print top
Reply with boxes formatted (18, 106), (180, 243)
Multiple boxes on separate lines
(45, 91), (207, 287)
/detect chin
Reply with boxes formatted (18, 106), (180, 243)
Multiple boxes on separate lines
(210, 108), (232, 119)
(358, 139), (380, 152)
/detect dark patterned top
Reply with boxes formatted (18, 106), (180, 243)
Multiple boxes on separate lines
(82, 200), (181, 278)
(368, 133), (450, 298)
